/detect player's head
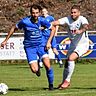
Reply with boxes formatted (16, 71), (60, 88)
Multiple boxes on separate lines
(71, 5), (80, 20)
(41, 6), (48, 17)
(30, 4), (42, 20)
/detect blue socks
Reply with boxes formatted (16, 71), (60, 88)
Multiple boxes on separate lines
(46, 67), (54, 84)
(56, 54), (61, 62)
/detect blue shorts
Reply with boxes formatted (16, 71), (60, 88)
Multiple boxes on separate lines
(24, 46), (48, 64)
(42, 36), (57, 48)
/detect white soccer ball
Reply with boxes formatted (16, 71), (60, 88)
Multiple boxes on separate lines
(0, 83), (8, 94)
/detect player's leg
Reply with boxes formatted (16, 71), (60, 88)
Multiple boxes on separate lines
(64, 53), (77, 81)
(39, 46), (54, 90)
(38, 35), (47, 68)
(29, 61), (40, 76)
(59, 43), (89, 89)
(51, 37), (63, 68)
(43, 56), (54, 90)
(38, 58), (43, 68)
(52, 48), (63, 68)
(58, 52), (78, 89)
(63, 43), (89, 84)
(24, 47), (40, 77)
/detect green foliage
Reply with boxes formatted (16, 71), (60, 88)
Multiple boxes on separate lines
(17, 7), (25, 16)
(70, 0), (77, 4)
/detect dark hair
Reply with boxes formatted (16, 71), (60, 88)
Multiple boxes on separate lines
(71, 5), (80, 11)
(30, 4), (42, 14)
(41, 5), (48, 10)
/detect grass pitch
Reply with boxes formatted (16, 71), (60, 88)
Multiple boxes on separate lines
(0, 60), (96, 96)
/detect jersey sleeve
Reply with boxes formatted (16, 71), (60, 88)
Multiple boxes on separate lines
(16, 19), (24, 30)
(41, 19), (52, 29)
(58, 17), (67, 25)
(81, 16), (89, 25)
(50, 16), (55, 22)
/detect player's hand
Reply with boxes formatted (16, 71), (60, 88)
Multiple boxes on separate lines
(46, 42), (51, 50)
(0, 41), (7, 48)
(74, 29), (82, 34)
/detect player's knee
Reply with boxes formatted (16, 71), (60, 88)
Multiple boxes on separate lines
(44, 62), (51, 69)
(32, 69), (37, 73)
(68, 55), (76, 61)
(43, 58), (51, 69)
(68, 57), (74, 61)
(53, 48), (58, 54)
(29, 64), (38, 73)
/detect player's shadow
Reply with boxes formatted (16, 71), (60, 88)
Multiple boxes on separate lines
(43, 87), (58, 90)
(9, 87), (46, 91)
(8, 87), (96, 92)
(71, 87), (96, 90)
(16, 66), (29, 69)
(9, 88), (25, 91)
(9, 87), (58, 91)
(43, 87), (96, 91)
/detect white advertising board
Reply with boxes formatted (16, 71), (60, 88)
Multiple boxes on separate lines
(0, 37), (55, 60)
(0, 37), (26, 60)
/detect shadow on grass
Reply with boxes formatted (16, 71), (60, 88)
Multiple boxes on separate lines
(43, 87), (58, 90)
(43, 87), (96, 91)
(71, 87), (96, 90)
(9, 87), (50, 91)
(9, 86), (96, 92)
(9, 88), (25, 91)
(16, 66), (29, 68)
(9, 87), (59, 92)
(8, 87), (96, 92)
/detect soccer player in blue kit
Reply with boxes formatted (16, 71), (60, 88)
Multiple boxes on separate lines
(0, 4), (55, 90)
(39, 6), (63, 68)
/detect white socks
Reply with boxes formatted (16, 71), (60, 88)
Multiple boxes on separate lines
(39, 61), (43, 68)
(63, 61), (75, 82)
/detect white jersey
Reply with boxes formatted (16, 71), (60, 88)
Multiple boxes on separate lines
(59, 16), (89, 57)
(59, 16), (89, 46)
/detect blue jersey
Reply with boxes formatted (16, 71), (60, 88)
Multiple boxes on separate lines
(41, 15), (55, 36)
(16, 16), (51, 47)
(41, 15), (57, 47)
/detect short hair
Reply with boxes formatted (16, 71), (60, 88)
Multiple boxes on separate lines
(30, 4), (42, 14)
(41, 5), (48, 10)
(71, 5), (80, 11)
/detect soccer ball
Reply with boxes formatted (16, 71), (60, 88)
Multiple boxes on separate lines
(0, 83), (8, 94)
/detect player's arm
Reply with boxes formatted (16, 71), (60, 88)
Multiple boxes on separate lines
(0, 25), (18, 47)
(81, 24), (89, 32)
(51, 20), (60, 26)
(75, 17), (89, 34)
(41, 19), (56, 50)
(46, 25), (56, 50)
(75, 24), (89, 34)
(55, 25), (59, 36)
(46, 20), (62, 50)
(77, 24), (89, 34)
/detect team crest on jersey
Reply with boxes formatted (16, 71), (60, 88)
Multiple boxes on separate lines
(59, 37), (93, 57)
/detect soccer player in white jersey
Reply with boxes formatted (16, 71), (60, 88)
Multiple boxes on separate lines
(49, 5), (89, 89)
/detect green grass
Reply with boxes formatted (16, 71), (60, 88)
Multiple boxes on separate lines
(0, 61), (96, 96)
